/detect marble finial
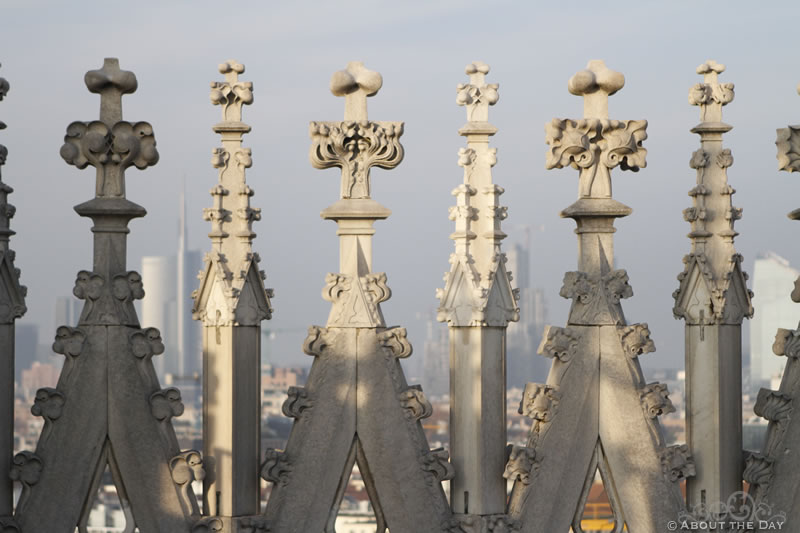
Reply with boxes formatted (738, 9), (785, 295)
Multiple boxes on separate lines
(568, 60), (625, 119)
(457, 61), (499, 123)
(689, 59), (734, 123)
(329, 61), (382, 122)
(210, 59), (253, 124)
(84, 58), (137, 126)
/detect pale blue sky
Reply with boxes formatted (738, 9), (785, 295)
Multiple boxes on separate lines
(3, 1), (800, 372)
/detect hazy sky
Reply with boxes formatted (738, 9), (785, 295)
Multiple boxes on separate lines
(3, 0), (800, 373)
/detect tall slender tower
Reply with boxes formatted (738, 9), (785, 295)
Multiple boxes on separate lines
(192, 60), (272, 530)
(672, 60), (752, 510)
(741, 80), (800, 530)
(436, 61), (519, 522)
(177, 176), (188, 377)
(0, 63), (27, 528)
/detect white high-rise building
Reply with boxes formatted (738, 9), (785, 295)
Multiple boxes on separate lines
(141, 255), (177, 378)
(140, 183), (203, 383)
(750, 252), (800, 391)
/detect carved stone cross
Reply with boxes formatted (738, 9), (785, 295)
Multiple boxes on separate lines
(85, 58), (137, 126)
(689, 60), (734, 123)
(546, 60), (646, 200)
(568, 59), (624, 120)
(60, 58), (158, 199)
(310, 62), (403, 201)
(456, 61), (499, 123)
(330, 61), (382, 122)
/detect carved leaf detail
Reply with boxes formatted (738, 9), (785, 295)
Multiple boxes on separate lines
(282, 386), (313, 419)
(302, 326), (329, 357)
(777, 125), (800, 173)
(170, 450), (205, 486)
(661, 444), (696, 482)
(130, 327), (165, 359)
(503, 445), (538, 485)
(150, 387), (184, 422)
(378, 327), (413, 359)
(112, 271), (144, 302)
(192, 517), (224, 533)
(261, 449), (292, 486)
(743, 453), (774, 487)
(52, 326), (86, 357)
(397, 386), (433, 421)
(421, 448), (455, 483)
(618, 323), (656, 358)
(519, 382), (560, 422)
(639, 382), (675, 418)
(754, 388), (793, 422)
(773, 327), (800, 358)
(72, 271), (104, 301)
(31, 388), (65, 422)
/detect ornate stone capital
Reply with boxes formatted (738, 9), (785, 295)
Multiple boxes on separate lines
(456, 61), (499, 123)
(210, 60), (253, 124)
(545, 117), (647, 199)
(689, 60), (734, 123)
(309, 120), (404, 200)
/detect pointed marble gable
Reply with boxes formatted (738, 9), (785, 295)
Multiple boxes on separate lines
(673, 253), (716, 324)
(437, 255), (480, 326)
(482, 254), (519, 326)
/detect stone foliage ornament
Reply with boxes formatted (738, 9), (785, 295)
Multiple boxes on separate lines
(507, 60), (685, 533)
(263, 61), (453, 533)
(13, 58), (201, 533)
(673, 61), (752, 512)
(0, 63), (26, 529)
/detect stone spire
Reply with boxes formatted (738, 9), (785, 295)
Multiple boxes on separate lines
(507, 60), (685, 533)
(263, 61), (453, 533)
(673, 60), (752, 511)
(191, 59), (272, 532)
(0, 63), (27, 530)
(14, 58), (201, 533)
(740, 82), (800, 530)
(436, 61), (519, 528)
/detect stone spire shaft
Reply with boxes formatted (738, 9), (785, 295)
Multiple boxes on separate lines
(740, 82), (800, 529)
(192, 59), (272, 529)
(16, 58), (200, 533)
(673, 60), (752, 510)
(509, 61), (685, 533)
(0, 63), (26, 526)
(436, 61), (519, 523)
(264, 62), (453, 533)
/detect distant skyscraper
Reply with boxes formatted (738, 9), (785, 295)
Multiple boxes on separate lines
(140, 185), (203, 381)
(421, 313), (448, 398)
(141, 255), (177, 378)
(505, 241), (548, 388)
(750, 252), (800, 391)
(176, 180), (201, 378)
(15, 323), (38, 380)
(54, 296), (82, 331)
